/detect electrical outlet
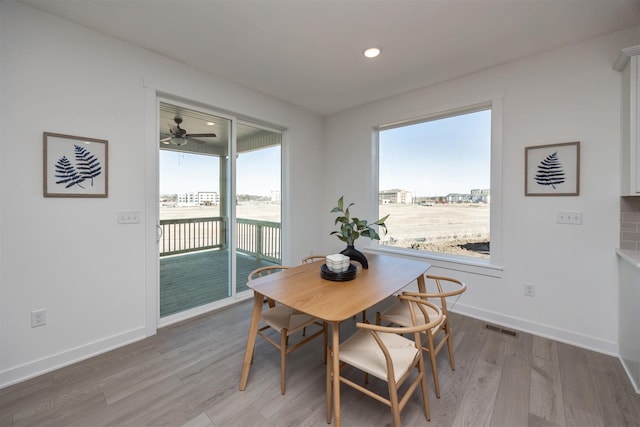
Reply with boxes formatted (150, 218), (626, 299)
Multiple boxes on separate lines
(524, 284), (536, 297)
(31, 309), (47, 327)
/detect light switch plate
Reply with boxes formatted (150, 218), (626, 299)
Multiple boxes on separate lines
(557, 211), (582, 225)
(118, 210), (140, 224)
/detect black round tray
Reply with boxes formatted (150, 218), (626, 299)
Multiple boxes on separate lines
(320, 263), (357, 281)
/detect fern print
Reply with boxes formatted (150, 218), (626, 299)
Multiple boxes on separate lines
(74, 144), (102, 185)
(54, 156), (86, 189)
(53, 146), (103, 189)
(534, 151), (565, 189)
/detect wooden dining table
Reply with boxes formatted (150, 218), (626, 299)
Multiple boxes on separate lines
(238, 252), (431, 426)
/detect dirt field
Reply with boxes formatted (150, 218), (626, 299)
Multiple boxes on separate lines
(160, 202), (490, 258)
(380, 203), (489, 258)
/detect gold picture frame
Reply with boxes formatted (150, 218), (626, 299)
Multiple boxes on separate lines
(525, 141), (579, 196)
(43, 132), (108, 198)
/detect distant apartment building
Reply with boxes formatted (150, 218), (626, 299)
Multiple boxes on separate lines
(445, 189), (490, 203)
(177, 191), (219, 206)
(445, 193), (470, 203)
(379, 189), (412, 204)
(198, 192), (219, 206)
(470, 188), (490, 203)
(271, 190), (281, 203)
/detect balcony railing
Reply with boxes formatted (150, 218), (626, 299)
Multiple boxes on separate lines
(159, 217), (281, 263)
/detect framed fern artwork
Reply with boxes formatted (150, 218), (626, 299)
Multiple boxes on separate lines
(525, 141), (580, 196)
(43, 132), (108, 198)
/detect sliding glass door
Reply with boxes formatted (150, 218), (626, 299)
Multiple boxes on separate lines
(235, 122), (282, 293)
(157, 101), (281, 320)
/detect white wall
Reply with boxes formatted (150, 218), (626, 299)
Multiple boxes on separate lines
(323, 26), (640, 355)
(0, 0), (324, 387)
(2, 0), (638, 388)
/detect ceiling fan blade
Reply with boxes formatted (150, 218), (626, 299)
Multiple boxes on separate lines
(185, 133), (217, 138)
(160, 137), (171, 143)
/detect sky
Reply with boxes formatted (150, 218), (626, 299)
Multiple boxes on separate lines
(160, 109), (490, 198)
(160, 146), (281, 196)
(379, 109), (491, 197)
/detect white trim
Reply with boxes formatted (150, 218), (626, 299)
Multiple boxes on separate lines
(144, 87), (159, 338)
(613, 44), (640, 72)
(489, 95), (503, 265)
(367, 246), (503, 278)
(619, 355), (640, 394)
(0, 327), (147, 389)
(372, 91), (504, 270)
(453, 303), (619, 356)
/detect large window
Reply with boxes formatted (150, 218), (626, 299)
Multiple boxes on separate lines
(378, 104), (493, 261)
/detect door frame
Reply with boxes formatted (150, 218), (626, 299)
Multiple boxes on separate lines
(145, 89), (286, 332)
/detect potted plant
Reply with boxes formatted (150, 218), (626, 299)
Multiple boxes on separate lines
(330, 196), (389, 268)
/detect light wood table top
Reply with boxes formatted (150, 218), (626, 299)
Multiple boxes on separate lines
(246, 252), (430, 321)
(239, 252), (431, 426)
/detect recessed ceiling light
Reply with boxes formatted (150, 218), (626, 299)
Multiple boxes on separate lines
(363, 47), (381, 58)
(206, 122), (215, 126)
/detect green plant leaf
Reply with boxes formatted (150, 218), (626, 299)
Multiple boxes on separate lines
(374, 214), (390, 225)
(329, 196), (390, 245)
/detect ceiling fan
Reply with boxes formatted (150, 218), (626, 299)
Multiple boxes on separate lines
(160, 117), (217, 146)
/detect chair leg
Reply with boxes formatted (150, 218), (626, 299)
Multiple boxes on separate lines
(326, 346), (333, 423)
(280, 330), (287, 395)
(418, 357), (431, 421)
(426, 336), (441, 398)
(444, 322), (456, 370)
(388, 379), (402, 427)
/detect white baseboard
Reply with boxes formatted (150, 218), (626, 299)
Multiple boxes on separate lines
(619, 356), (640, 395)
(452, 303), (618, 356)
(0, 326), (148, 389)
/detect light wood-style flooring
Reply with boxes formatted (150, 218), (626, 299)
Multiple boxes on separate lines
(2, 298), (640, 426)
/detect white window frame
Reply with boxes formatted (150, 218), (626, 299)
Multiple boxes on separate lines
(370, 93), (503, 278)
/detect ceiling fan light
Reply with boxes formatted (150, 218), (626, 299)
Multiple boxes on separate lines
(170, 137), (188, 146)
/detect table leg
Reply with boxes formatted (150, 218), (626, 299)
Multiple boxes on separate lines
(331, 320), (341, 426)
(239, 291), (264, 391)
(417, 274), (426, 293)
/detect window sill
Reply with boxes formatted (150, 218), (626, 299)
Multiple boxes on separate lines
(366, 246), (503, 278)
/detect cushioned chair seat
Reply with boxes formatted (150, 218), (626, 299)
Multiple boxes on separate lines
(378, 300), (445, 335)
(260, 305), (318, 334)
(249, 265), (327, 395)
(339, 329), (419, 383)
(376, 274), (467, 399)
(326, 296), (444, 427)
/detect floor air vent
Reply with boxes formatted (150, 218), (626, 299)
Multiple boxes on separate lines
(484, 323), (519, 338)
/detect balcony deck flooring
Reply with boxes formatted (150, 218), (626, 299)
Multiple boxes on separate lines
(160, 249), (275, 317)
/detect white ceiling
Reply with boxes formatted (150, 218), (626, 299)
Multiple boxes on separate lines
(19, 0), (640, 116)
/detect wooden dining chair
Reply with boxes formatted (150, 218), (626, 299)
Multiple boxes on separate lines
(249, 265), (327, 395)
(326, 296), (443, 427)
(376, 274), (467, 398)
(301, 255), (327, 264)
